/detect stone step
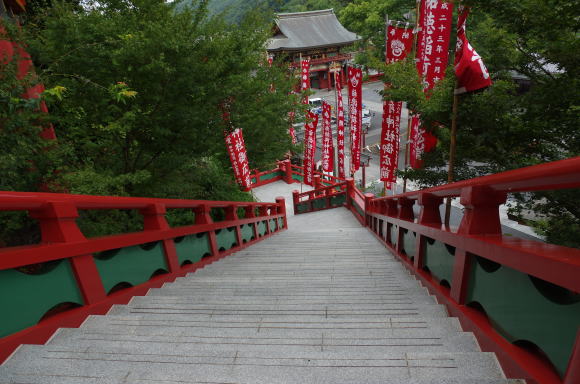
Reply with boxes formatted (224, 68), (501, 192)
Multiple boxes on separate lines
(0, 346), (513, 384)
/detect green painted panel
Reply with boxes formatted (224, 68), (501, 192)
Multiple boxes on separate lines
(174, 233), (210, 265)
(403, 230), (417, 258)
(0, 261), (83, 338)
(330, 194), (346, 207)
(257, 221), (267, 236)
(94, 242), (167, 294)
(292, 174), (304, 182)
(313, 198), (327, 209)
(241, 224), (255, 242)
(269, 219), (277, 232)
(251, 177), (258, 184)
(423, 239), (454, 284)
(259, 171), (282, 182)
(215, 227), (238, 251)
(297, 203), (309, 214)
(278, 217), (284, 229)
(467, 258), (580, 376)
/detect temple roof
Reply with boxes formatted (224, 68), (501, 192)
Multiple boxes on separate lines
(267, 9), (360, 52)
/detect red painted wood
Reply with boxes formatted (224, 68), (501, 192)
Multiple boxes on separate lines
(458, 186), (506, 235)
(449, 249), (473, 304)
(564, 330), (580, 384)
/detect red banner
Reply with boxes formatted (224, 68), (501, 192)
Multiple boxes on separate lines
(416, 0), (454, 92)
(454, 6), (492, 94)
(225, 128), (251, 190)
(301, 59), (311, 105)
(409, 115), (437, 169)
(321, 101), (333, 172)
(348, 66), (362, 174)
(380, 101), (402, 187)
(386, 25), (414, 64)
(288, 110), (297, 145)
(335, 71), (346, 179)
(302, 111), (319, 186)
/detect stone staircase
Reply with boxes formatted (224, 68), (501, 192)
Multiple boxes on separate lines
(0, 208), (523, 383)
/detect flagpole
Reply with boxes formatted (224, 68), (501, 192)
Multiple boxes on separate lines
(444, 90), (460, 227)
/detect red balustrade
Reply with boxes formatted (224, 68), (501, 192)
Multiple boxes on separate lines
(291, 156), (580, 384)
(0, 191), (287, 363)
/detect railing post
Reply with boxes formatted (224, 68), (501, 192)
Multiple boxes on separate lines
(386, 199), (398, 217)
(283, 160), (293, 184)
(345, 178), (355, 210)
(415, 193), (443, 269)
(364, 193), (374, 226)
(457, 186), (507, 235)
(225, 205), (243, 248)
(313, 175), (322, 194)
(194, 204), (218, 257)
(275, 197), (287, 229)
(244, 205), (258, 241)
(30, 201), (106, 304)
(292, 190), (299, 215)
(396, 197), (414, 255)
(450, 186), (506, 303)
(141, 203), (180, 273)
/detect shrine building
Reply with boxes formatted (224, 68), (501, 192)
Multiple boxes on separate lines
(267, 9), (360, 90)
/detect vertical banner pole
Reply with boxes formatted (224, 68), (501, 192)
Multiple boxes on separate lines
(445, 91), (460, 227)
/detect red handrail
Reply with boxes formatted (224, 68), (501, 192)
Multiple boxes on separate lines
(0, 190), (287, 364)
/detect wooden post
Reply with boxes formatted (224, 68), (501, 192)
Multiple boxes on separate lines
(444, 92), (460, 227)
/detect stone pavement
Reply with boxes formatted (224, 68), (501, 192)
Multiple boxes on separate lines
(0, 186), (524, 384)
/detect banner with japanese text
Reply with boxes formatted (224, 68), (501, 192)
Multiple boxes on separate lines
(335, 71), (346, 179)
(409, 115), (438, 169)
(302, 111), (319, 186)
(380, 101), (402, 187)
(225, 128), (251, 190)
(386, 25), (414, 64)
(454, 6), (492, 94)
(416, 0), (454, 92)
(288, 110), (297, 145)
(348, 66), (362, 174)
(301, 59), (311, 105)
(321, 101), (333, 172)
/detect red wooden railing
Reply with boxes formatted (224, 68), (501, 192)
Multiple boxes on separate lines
(291, 157), (580, 384)
(0, 191), (287, 363)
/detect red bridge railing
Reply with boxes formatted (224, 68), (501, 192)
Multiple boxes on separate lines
(0, 192), (287, 363)
(291, 157), (580, 384)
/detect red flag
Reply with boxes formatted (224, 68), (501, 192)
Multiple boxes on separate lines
(335, 71), (346, 179)
(301, 59), (311, 105)
(386, 25), (414, 64)
(409, 115), (437, 169)
(321, 101), (333, 172)
(416, 0), (454, 93)
(288, 111), (297, 145)
(380, 101), (402, 187)
(454, 6), (492, 94)
(302, 111), (318, 186)
(225, 128), (251, 190)
(347, 66), (363, 174)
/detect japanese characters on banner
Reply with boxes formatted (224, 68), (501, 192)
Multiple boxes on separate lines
(409, 115), (438, 169)
(380, 101), (402, 187)
(302, 111), (319, 186)
(348, 67), (363, 174)
(225, 128), (251, 190)
(301, 59), (311, 105)
(386, 25), (414, 64)
(454, 6), (492, 94)
(335, 71), (346, 179)
(321, 101), (333, 172)
(416, 0), (454, 92)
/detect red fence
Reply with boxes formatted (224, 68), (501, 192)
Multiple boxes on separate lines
(0, 191), (287, 363)
(291, 157), (580, 384)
